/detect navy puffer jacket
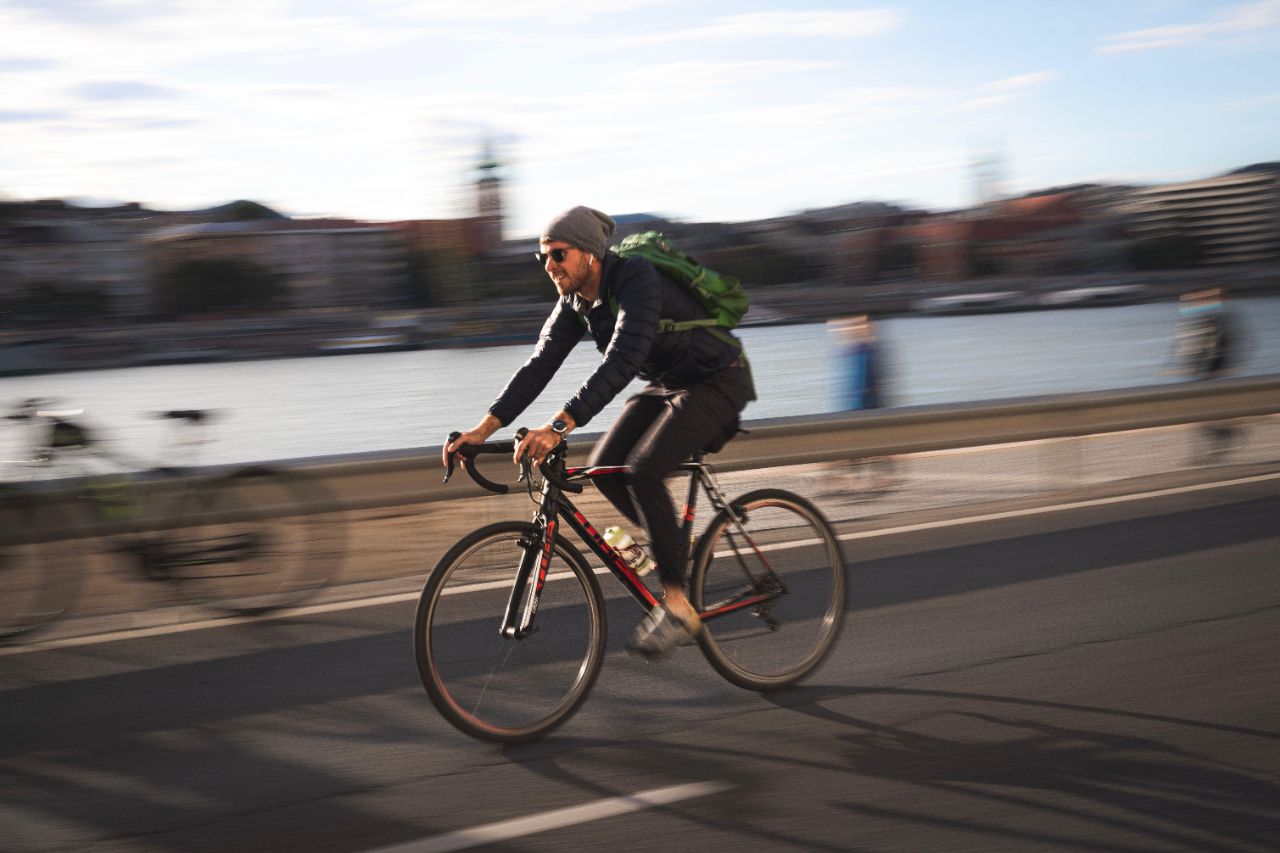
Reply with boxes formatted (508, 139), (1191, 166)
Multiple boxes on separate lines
(488, 252), (746, 428)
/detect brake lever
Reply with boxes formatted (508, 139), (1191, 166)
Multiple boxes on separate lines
(514, 427), (533, 483)
(443, 431), (461, 484)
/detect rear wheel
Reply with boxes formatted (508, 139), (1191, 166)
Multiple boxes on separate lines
(691, 489), (845, 690)
(415, 521), (607, 743)
(168, 467), (345, 615)
(0, 490), (83, 641)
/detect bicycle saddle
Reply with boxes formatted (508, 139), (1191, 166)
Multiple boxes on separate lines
(156, 409), (212, 423)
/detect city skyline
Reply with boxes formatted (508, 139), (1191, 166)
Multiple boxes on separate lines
(1, 1), (1278, 237)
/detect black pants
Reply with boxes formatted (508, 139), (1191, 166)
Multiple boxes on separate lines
(588, 362), (753, 588)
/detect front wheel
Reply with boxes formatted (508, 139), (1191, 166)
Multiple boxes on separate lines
(691, 489), (846, 691)
(415, 521), (607, 743)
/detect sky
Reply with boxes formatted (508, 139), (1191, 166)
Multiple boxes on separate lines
(1, 0), (1278, 237)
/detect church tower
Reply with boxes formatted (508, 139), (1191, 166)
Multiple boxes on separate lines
(971, 146), (1008, 208)
(473, 137), (503, 253)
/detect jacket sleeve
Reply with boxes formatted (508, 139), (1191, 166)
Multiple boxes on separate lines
(562, 259), (662, 427)
(487, 300), (584, 426)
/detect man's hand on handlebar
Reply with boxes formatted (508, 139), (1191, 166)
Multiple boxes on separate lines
(443, 414), (502, 470)
(515, 412), (574, 467)
(514, 425), (560, 468)
(442, 430), (484, 469)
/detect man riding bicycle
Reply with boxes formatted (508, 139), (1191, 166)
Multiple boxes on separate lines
(443, 205), (755, 656)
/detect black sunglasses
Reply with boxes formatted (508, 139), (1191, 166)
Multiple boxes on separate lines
(534, 247), (571, 265)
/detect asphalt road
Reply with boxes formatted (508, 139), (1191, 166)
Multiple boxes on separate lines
(2, 473), (1278, 852)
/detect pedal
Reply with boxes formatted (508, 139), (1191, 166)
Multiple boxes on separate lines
(753, 606), (780, 631)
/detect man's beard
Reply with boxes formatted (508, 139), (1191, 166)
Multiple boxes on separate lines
(554, 269), (584, 296)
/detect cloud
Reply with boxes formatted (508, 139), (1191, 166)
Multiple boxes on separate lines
(684, 86), (936, 134)
(261, 86), (347, 100)
(615, 59), (841, 93)
(947, 94), (1016, 113)
(946, 71), (1058, 113)
(0, 2), (419, 79)
(74, 80), (181, 101)
(1098, 0), (1280, 53)
(0, 57), (57, 73)
(634, 8), (904, 42)
(128, 117), (200, 129)
(983, 71), (1059, 91)
(855, 151), (972, 180)
(0, 109), (67, 123)
(2, 0), (157, 25)
(376, 0), (674, 22)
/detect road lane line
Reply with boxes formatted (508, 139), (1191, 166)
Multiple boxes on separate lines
(835, 470), (1280, 542)
(0, 591), (422, 655)
(364, 781), (731, 853)
(5, 471), (1276, 655)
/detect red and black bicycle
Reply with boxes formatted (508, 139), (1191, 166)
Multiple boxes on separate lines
(415, 430), (846, 743)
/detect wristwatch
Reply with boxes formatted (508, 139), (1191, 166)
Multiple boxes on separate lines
(550, 418), (570, 435)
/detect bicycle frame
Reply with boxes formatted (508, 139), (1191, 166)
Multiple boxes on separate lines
(498, 452), (782, 640)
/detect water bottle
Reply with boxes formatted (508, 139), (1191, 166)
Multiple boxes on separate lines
(603, 526), (654, 576)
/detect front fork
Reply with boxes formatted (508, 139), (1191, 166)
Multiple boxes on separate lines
(499, 517), (556, 639)
(499, 478), (564, 639)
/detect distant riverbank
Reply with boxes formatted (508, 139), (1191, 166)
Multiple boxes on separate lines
(5, 268), (1277, 378)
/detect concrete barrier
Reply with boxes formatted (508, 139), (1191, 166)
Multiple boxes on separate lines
(295, 375), (1280, 511)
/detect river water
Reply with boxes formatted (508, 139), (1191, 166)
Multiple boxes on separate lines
(4, 298), (1278, 467)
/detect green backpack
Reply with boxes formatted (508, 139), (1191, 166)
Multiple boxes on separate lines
(610, 231), (749, 335)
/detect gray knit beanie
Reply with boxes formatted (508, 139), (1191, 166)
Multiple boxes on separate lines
(540, 205), (615, 258)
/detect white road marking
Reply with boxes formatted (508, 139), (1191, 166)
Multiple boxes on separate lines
(364, 781), (731, 853)
(0, 591), (423, 655)
(3, 471), (1276, 655)
(836, 470), (1280, 542)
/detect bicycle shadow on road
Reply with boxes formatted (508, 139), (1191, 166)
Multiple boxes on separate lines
(499, 683), (1279, 852)
(764, 684), (1280, 851)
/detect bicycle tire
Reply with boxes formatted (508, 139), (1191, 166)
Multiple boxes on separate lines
(691, 488), (846, 691)
(0, 489), (84, 641)
(415, 520), (607, 743)
(171, 466), (346, 615)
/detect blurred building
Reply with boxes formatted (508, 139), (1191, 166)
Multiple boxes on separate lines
(386, 218), (494, 260)
(724, 203), (913, 287)
(1121, 170), (1280, 265)
(961, 193), (1091, 278)
(5, 157), (1277, 336)
(0, 200), (154, 320)
(4, 141), (511, 324)
(842, 190), (1128, 283)
(144, 220), (408, 313)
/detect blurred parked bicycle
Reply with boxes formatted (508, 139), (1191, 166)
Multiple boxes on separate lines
(0, 399), (346, 642)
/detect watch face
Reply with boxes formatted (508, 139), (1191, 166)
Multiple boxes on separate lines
(551, 419), (568, 434)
